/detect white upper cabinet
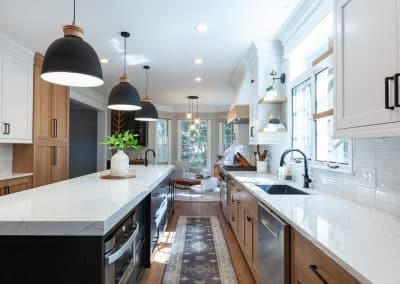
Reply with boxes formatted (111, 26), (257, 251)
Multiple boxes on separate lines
(334, 0), (400, 137)
(0, 35), (33, 143)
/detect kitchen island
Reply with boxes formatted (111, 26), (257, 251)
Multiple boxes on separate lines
(0, 165), (175, 284)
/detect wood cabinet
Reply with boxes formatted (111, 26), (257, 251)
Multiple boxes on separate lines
(0, 176), (32, 196)
(33, 54), (69, 144)
(334, 0), (400, 138)
(291, 229), (359, 284)
(0, 37), (33, 143)
(228, 179), (259, 281)
(13, 53), (69, 187)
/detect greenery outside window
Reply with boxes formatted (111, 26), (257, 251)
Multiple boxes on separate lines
(178, 120), (210, 168)
(155, 119), (169, 164)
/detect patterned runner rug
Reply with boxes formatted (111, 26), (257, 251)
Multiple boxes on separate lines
(162, 216), (238, 284)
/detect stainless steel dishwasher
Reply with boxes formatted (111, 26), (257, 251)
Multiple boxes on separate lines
(258, 202), (290, 284)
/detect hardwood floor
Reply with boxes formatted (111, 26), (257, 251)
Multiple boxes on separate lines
(140, 201), (256, 284)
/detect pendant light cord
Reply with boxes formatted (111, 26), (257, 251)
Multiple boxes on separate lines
(145, 68), (149, 99)
(123, 37), (127, 76)
(72, 0), (76, 25)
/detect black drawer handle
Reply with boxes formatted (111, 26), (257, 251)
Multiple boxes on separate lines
(395, 73), (400, 107)
(309, 265), (328, 284)
(3, 123), (7, 135)
(246, 216), (252, 222)
(385, 76), (395, 110)
(231, 217), (236, 222)
(250, 126), (255, 137)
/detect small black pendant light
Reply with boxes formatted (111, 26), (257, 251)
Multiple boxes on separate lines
(41, 0), (103, 87)
(135, 66), (158, 121)
(107, 32), (142, 111)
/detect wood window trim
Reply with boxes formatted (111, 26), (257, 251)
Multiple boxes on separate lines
(312, 47), (333, 67)
(313, 108), (334, 120)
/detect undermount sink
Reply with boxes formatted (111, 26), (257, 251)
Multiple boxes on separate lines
(256, 184), (309, 195)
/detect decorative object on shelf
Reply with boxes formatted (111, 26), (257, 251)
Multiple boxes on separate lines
(100, 131), (141, 177)
(107, 31), (142, 111)
(270, 68), (286, 84)
(265, 85), (278, 98)
(41, 0), (103, 87)
(135, 66), (158, 121)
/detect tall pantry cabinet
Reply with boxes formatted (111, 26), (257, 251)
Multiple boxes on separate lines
(14, 53), (69, 187)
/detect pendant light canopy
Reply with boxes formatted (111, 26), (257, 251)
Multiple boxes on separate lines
(107, 32), (142, 111)
(41, 0), (103, 87)
(135, 66), (159, 121)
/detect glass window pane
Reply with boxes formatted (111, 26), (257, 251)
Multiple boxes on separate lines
(179, 120), (209, 168)
(316, 116), (350, 163)
(292, 79), (312, 158)
(316, 67), (334, 112)
(156, 119), (168, 164)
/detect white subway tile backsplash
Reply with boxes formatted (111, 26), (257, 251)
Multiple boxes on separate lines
(267, 136), (400, 218)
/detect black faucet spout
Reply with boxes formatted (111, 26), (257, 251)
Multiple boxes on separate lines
(279, 148), (312, 188)
(144, 149), (156, 167)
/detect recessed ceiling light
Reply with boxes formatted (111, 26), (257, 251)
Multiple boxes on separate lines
(194, 58), (203, 65)
(195, 24), (208, 32)
(194, 77), (202, 82)
(100, 58), (109, 64)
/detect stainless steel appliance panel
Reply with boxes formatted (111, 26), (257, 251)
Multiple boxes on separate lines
(258, 203), (289, 284)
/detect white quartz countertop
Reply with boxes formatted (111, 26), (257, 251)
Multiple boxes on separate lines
(0, 165), (174, 236)
(229, 171), (400, 284)
(0, 172), (33, 181)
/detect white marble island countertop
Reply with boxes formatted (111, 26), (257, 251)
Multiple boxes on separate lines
(229, 171), (400, 284)
(0, 165), (174, 236)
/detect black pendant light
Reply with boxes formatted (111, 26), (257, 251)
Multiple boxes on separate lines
(41, 0), (103, 87)
(135, 66), (158, 121)
(107, 32), (142, 111)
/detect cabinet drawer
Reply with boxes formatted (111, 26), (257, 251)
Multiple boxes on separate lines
(291, 230), (359, 284)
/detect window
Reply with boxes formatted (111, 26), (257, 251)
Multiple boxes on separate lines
(290, 61), (351, 169)
(292, 79), (312, 158)
(315, 67), (350, 164)
(155, 119), (169, 164)
(179, 120), (210, 168)
(220, 122), (233, 152)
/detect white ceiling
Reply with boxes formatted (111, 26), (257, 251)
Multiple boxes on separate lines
(0, 0), (299, 109)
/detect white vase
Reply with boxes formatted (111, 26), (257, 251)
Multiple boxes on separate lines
(111, 150), (129, 176)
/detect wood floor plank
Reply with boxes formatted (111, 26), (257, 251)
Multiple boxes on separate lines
(140, 201), (256, 284)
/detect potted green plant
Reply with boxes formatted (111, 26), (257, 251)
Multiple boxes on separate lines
(266, 85), (278, 97)
(100, 131), (141, 176)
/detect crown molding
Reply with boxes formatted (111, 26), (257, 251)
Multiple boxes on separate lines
(275, 0), (332, 58)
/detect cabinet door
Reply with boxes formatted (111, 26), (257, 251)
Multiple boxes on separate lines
(34, 145), (52, 187)
(0, 181), (6, 196)
(34, 61), (54, 142)
(243, 208), (254, 261)
(0, 53), (32, 142)
(230, 192), (238, 232)
(237, 189), (245, 243)
(7, 176), (32, 194)
(51, 145), (68, 183)
(291, 230), (360, 284)
(52, 84), (69, 144)
(335, 0), (398, 129)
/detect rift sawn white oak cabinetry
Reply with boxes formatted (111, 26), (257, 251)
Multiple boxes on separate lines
(334, 0), (400, 138)
(0, 35), (33, 143)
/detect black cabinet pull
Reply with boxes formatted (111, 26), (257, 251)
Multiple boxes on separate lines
(3, 123), (7, 135)
(55, 119), (58, 138)
(246, 216), (252, 222)
(6, 123), (10, 134)
(5, 186), (10, 195)
(309, 265), (328, 284)
(250, 126), (255, 137)
(385, 76), (395, 110)
(395, 73), (400, 107)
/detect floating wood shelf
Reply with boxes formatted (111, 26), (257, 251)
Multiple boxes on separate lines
(258, 96), (287, 104)
(258, 127), (287, 133)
